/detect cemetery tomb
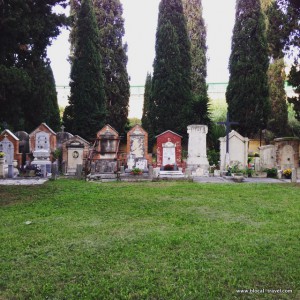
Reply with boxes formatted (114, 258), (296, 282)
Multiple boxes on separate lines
(274, 137), (299, 170)
(56, 125), (74, 149)
(219, 130), (249, 171)
(0, 129), (22, 166)
(62, 135), (90, 175)
(259, 145), (276, 170)
(29, 123), (57, 173)
(90, 125), (120, 174)
(156, 130), (182, 168)
(126, 124), (149, 171)
(187, 125), (209, 173)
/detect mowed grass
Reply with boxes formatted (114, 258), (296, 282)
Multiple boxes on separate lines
(0, 180), (300, 300)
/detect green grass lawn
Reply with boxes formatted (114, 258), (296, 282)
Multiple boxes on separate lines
(1, 180), (300, 300)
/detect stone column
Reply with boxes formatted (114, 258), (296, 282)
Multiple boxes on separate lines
(187, 125), (209, 172)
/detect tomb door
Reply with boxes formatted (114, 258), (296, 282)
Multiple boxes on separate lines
(162, 141), (176, 166)
(67, 146), (84, 173)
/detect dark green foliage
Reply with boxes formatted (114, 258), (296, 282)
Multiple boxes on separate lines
(141, 73), (152, 138)
(288, 64), (300, 121)
(63, 0), (106, 140)
(0, 66), (30, 130)
(150, 0), (193, 140)
(0, 0), (66, 131)
(267, 58), (288, 136)
(93, 0), (130, 135)
(182, 0), (211, 126)
(25, 62), (61, 131)
(226, 0), (270, 138)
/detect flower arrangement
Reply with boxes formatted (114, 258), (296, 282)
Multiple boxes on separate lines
(0, 152), (5, 158)
(164, 164), (174, 171)
(283, 168), (292, 179)
(130, 167), (142, 175)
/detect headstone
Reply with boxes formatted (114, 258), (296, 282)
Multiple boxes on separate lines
(135, 158), (148, 171)
(62, 135), (90, 175)
(148, 165), (154, 178)
(76, 164), (83, 179)
(259, 145), (276, 170)
(156, 130), (182, 169)
(7, 164), (13, 178)
(187, 125), (209, 173)
(219, 130), (249, 171)
(51, 163), (57, 180)
(291, 168), (297, 183)
(126, 154), (136, 171)
(153, 167), (160, 179)
(274, 138), (299, 170)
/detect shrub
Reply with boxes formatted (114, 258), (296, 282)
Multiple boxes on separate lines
(207, 149), (220, 166)
(130, 168), (142, 175)
(264, 168), (278, 178)
(0, 152), (5, 158)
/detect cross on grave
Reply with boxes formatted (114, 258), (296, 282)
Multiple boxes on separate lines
(217, 112), (239, 154)
(61, 125), (65, 133)
(3, 133), (8, 139)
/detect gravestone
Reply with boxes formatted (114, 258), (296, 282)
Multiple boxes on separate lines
(62, 135), (90, 175)
(187, 125), (209, 173)
(274, 137), (299, 170)
(219, 130), (249, 171)
(126, 124), (149, 170)
(259, 145), (276, 170)
(156, 130), (182, 168)
(29, 123), (57, 174)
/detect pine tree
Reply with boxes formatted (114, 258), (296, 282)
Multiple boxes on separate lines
(63, 0), (106, 140)
(182, 0), (210, 125)
(151, 0), (193, 140)
(93, 0), (130, 135)
(226, 0), (270, 137)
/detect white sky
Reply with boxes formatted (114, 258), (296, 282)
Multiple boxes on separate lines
(48, 0), (236, 86)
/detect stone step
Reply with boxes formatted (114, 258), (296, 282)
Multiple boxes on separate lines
(159, 171), (185, 178)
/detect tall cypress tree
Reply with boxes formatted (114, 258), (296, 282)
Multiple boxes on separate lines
(24, 60), (61, 131)
(263, 0), (289, 136)
(93, 0), (130, 135)
(63, 0), (106, 140)
(141, 73), (152, 134)
(151, 0), (193, 139)
(226, 0), (270, 137)
(182, 0), (210, 125)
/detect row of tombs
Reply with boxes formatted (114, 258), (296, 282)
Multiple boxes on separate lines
(0, 122), (299, 179)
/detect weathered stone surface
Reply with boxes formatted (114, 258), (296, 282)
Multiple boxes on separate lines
(187, 125), (209, 172)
